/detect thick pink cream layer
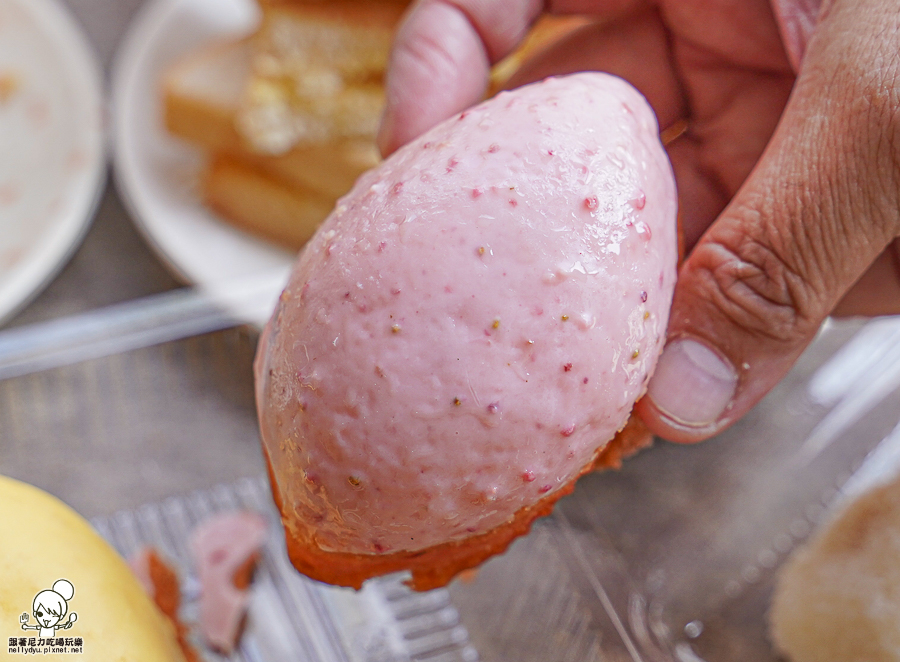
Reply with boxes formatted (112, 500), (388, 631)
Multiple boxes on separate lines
(255, 73), (678, 556)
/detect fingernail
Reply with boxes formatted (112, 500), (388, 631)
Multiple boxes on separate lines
(647, 338), (737, 427)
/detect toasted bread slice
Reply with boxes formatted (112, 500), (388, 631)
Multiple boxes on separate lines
(237, 0), (410, 153)
(237, 75), (384, 153)
(202, 154), (333, 250)
(240, 139), (378, 200)
(252, 0), (409, 79)
(163, 39), (251, 155)
(162, 39), (379, 198)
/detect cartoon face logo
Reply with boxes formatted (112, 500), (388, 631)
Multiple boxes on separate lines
(20, 580), (77, 636)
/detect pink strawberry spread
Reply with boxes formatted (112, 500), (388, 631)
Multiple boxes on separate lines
(190, 511), (267, 654)
(255, 72), (678, 559)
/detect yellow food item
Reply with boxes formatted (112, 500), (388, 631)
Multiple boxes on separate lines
(202, 154), (333, 250)
(162, 38), (380, 247)
(0, 475), (185, 661)
(769, 473), (900, 662)
(238, 0), (410, 153)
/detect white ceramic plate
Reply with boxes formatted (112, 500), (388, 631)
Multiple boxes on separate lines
(111, 0), (293, 327)
(0, 0), (105, 325)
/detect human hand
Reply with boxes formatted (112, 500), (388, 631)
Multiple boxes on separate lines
(377, 0), (900, 442)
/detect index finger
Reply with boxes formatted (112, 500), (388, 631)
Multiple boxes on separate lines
(377, 0), (648, 155)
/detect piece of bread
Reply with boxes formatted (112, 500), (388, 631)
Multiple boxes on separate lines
(769, 473), (900, 661)
(162, 39), (379, 199)
(238, 139), (379, 201)
(162, 37), (379, 248)
(202, 154), (333, 250)
(254, 73), (678, 590)
(0, 475), (187, 661)
(162, 39), (251, 155)
(161, 0), (405, 248)
(252, 0), (409, 77)
(129, 549), (201, 662)
(238, 0), (411, 154)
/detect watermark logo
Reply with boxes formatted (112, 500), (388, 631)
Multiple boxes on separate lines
(8, 579), (82, 655)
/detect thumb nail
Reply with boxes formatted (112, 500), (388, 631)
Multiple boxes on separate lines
(647, 338), (738, 427)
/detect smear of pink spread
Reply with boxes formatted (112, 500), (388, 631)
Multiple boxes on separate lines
(190, 511), (268, 654)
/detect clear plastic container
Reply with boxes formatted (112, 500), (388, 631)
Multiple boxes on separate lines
(450, 315), (900, 661)
(3, 294), (899, 661)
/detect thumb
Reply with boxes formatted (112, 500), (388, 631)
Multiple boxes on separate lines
(638, 0), (900, 443)
(377, 0), (542, 156)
